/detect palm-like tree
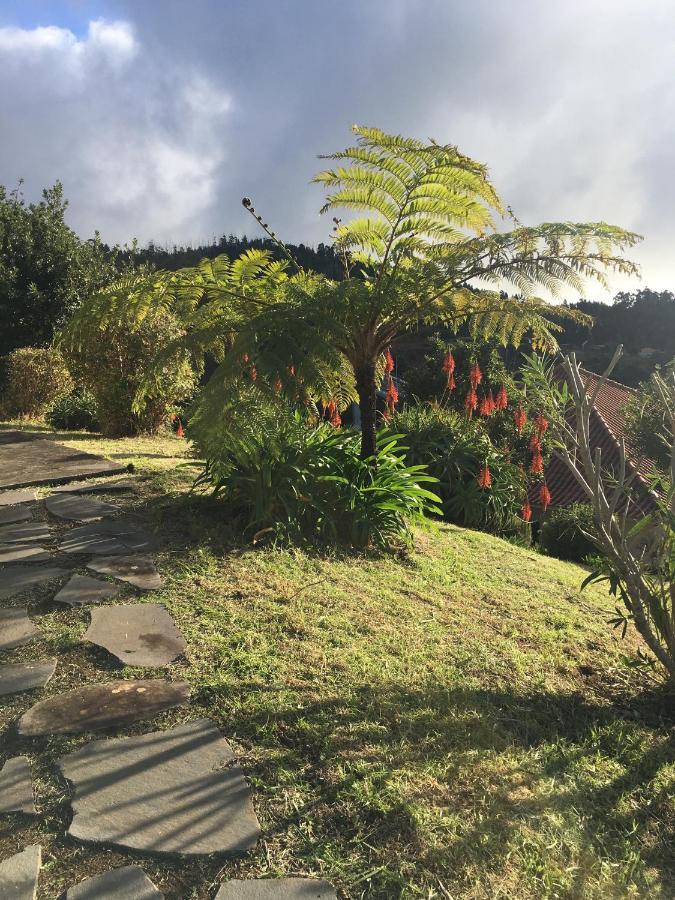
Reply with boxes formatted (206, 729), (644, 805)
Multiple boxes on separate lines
(62, 126), (640, 459)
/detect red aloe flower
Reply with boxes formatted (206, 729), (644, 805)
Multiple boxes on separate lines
(479, 395), (491, 417)
(530, 449), (544, 474)
(273, 376), (282, 394)
(175, 420), (185, 439)
(521, 498), (532, 522)
(487, 390), (496, 414)
(447, 372), (456, 392)
(385, 376), (398, 413)
(477, 464), (492, 489)
(528, 433), (541, 452)
(469, 361), (483, 389)
(384, 349), (395, 374)
(326, 400), (341, 427)
(539, 482), (552, 510)
(535, 414), (549, 436)
(514, 405), (527, 433)
(441, 351), (456, 375)
(465, 387), (478, 417)
(495, 385), (508, 410)
(249, 365), (257, 381)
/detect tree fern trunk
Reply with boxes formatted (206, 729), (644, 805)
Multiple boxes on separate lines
(356, 360), (377, 460)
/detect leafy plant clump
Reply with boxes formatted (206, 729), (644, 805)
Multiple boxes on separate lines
(0, 346), (73, 418)
(190, 391), (440, 549)
(393, 404), (527, 536)
(540, 503), (597, 562)
(46, 388), (99, 432)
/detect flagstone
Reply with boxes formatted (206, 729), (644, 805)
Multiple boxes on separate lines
(0, 489), (37, 506)
(52, 478), (135, 495)
(0, 506), (32, 525)
(54, 574), (120, 607)
(18, 679), (190, 736)
(87, 556), (162, 591)
(0, 545), (51, 564)
(66, 865), (163, 899)
(0, 608), (40, 651)
(84, 605), (186, 666)
(0, 845), (41, 899)
(0, 565), (69, 600)
(59, 718), (261, 856)
(46, 493), (120, 522)
(0, 757), (36, 814)
(0, 522), (50, 545)
(60, 521), (156, 555)
(0, 660), (56, 697)
(215, 880), (338, 899)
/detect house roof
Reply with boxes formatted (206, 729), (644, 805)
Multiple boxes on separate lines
(529, 367), (659, 516)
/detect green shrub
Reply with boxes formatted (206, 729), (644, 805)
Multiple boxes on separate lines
(190, 390), (439, 549)
(540, 503), (597, 562)
(0, 346), (73, 418)
(61, 311), (197, 437)
(46, 388), (99, 432)
(392, 404), (526, 536)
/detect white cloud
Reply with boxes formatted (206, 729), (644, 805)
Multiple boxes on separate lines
(0, 18), (231, 243)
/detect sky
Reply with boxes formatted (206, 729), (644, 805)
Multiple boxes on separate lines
(1, 0), (674, 301)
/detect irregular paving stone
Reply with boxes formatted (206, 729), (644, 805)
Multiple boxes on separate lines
(0, 660), (56, 697)
(0, 565), (69, 600)
(0, 522), (50, 545)
(0, 757), (36, 814)
(0, 506), (32, 526)
(54, 574), (120, 608)
(66, 865), (163, 899)
(52, 478), (135, 495)
(0, 430), (125, 490)
(18, 679), (190, 736)
(0, 608), (40, 651)
(87, 556), (162, 591)
(0, 844), (41, 899)
(0, 489), (37, 506)
(59, 718), (261, 856)
(84, 605), (187, 666)
(46, 493), (120, 523)
(0, 545), (51, 564)
(60, 521), (156, 556)
(216, 880), (338, 899)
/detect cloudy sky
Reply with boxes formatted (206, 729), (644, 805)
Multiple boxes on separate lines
(1, 0), (674, 300)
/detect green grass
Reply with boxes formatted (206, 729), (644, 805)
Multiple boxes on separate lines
(1, 425), (673, 898)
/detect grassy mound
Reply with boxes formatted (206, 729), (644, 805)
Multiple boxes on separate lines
(1, 428), (672, 898)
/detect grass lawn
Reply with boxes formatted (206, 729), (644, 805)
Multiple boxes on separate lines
(0, 425), (673, 898)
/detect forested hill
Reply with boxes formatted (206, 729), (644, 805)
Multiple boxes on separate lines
(126, 234), (344, 279)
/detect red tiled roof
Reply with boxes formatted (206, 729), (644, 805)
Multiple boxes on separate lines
(529, 368), (659, 516)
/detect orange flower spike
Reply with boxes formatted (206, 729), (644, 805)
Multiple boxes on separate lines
(478, 464), (492, 489)
(469, 361), (483, 389)
(514, 405), (527, 433)
(528, 434), (542, 452)
(521, 498), (532, 522)
(384, 349), (395, 374)
(530, 449), (544, 474)
(487, 390), (496, 415)
(175, 420), (185, 438)
(465, 387), (478, 417)
(385, 375), (399, 411)
(447, 372), (456, 392)
(479, 395), (491, 417)
(495, 385), (508, 410)
(535, 414), (549, 436)
(539, 482), (552, 510)
(441, 351), (456, 375)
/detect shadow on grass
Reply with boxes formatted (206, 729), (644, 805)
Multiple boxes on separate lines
(197, 679), (675, 894)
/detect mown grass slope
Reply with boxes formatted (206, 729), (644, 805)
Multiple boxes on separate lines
(1, 426), (673, 899)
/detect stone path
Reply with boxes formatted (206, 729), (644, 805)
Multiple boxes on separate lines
(0, 430), (125, 490)
(0, 607), (40, 651)
(0, 757), (35, 814)
(0, 844), (41, 898)
(0, 451), (338, 898)
(66, 865), (163, 899)
(18, 680), (191, 735)
(84, 604), (187, 666)
(54, 573), (121, 607)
